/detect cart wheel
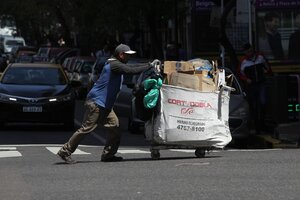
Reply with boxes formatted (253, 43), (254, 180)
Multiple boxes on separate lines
(150, 150), (160, 160)
(195, 148), (205, 158)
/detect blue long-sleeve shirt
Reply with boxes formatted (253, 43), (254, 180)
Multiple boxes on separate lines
(87, 57), (151, 110)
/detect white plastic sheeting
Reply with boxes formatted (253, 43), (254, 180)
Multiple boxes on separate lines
(145, 84), (232, 148)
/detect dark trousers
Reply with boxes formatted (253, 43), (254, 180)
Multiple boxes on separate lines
(245, 83), (267, 134)
(59, 100), (120, 158)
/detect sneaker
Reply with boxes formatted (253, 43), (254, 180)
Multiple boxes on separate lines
(101, 156), (123, 162)
(57, 151), (76, 164)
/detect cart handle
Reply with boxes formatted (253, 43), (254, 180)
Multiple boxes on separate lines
(217, 85), (234, 120)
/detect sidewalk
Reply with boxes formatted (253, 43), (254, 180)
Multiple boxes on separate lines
(248, 122), (300, 149)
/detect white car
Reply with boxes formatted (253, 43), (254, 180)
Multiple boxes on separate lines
(0, 35), (25, 54)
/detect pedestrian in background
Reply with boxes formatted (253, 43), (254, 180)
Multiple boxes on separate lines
(238, 43), (272, 135)
(165, 42), (178, 60)
(95, 44), (111, 59)
(257, 17), (271, 56)
(264, 12), (284, 60)
(288, 13), (300, 60)
(57, 44), (157, 163)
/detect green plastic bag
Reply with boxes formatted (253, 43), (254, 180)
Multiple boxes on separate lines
(143, 78), (162, 109)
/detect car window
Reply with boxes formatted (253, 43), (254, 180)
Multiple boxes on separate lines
(6, 40), (24, 46)
(73, 61), (81, 72)
(1, 67), (67, 85)
(62, 59), (69, 69)
(81, 62), (93, 74)
(38, 48), (48, 56)
(70, 60), (78, 72)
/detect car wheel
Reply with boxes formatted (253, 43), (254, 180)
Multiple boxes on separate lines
(195, 148), (206, 158)
(150, 150), (160, 160)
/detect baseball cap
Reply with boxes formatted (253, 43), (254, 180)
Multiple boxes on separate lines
(115, 44), (136, 54)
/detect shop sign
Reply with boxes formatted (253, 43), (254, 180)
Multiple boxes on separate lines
(255, 0), (300, 9)
(195, 0), (216, 11)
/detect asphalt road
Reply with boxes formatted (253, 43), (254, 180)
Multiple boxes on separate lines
(0, 100), (299, 200)
(1, 145), (299, 200)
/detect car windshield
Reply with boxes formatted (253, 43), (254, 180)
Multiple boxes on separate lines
(1, 67), (67, 85)
(6, 40), (24, 46)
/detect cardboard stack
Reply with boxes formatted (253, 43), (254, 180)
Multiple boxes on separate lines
(163, 60), (218, 92)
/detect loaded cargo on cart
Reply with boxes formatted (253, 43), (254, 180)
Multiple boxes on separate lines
(133, 59), (234, 159)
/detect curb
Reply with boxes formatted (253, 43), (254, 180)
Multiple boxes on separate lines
(251, 134), (299, 149)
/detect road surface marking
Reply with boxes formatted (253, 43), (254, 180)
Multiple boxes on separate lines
(118, 149), (150, 154)
(0, 147), (22, 158)
(0, 147), (17, 150)
(0, 144), (101, 147)
(46, 147), (91, 155)
(226, 149), (282, 152)
(175, 162), (210, 167)
(170, 149), (195, 153)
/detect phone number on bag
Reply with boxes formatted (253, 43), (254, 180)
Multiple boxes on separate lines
(176, 125), (205, 132)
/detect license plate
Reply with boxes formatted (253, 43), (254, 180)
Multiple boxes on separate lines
(23, 106), (43, 112)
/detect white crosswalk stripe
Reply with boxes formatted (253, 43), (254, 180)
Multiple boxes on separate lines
(0, 145), (282, 159)
(170, 149), (195, 153)
(0, 147), (22, 158)
(118, 149), (149, 154)
(46, 147), (91, 155)
(45, 147), (150, 155)
(0, 147), (17, 150)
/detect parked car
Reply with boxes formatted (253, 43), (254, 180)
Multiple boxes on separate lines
(224, 67), (251, 141)
(0, 63), (80, 129)
(14, 50), (36, 63)
(61, 56), (78, 79)
(50, 48), (80, 65)
(122, 66), (250, 143)
(70, 56), (96, 98)
(10, 46), (38, 63)
(0, 35), (26, 54)
(33, 47), (70, 62)
(0, 53), (8, 72)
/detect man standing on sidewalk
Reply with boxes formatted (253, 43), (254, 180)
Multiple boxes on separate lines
(238, 43), (272, 135)
(57, 44), (155, 163)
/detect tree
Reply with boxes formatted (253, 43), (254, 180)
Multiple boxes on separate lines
(0, 0), (184, 58)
